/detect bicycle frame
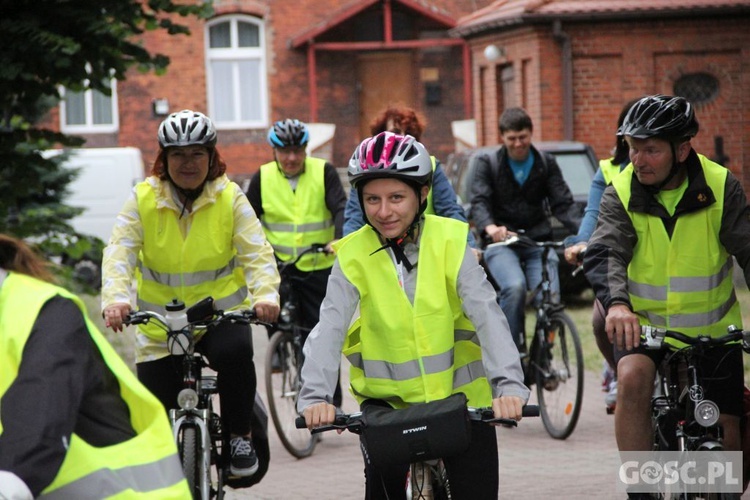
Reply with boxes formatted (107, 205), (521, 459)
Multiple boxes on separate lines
(485, 235), (583, 440)
(126, 300), (261, 500)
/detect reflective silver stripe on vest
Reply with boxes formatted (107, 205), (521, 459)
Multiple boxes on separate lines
(347, 353), (422, 380)
(139, 257), (239, 288)
(454, 359), (486, 388)
(422, 350), (454, 375)
(39, 454), (184, 499)
(635, 290), (738, 329)
(347, 347), (479, 383)
(137, 285), (247, 316)
(454, 329), (480, 345)
(628, 257), (733, 301)
(272, 244), (320, 256)
(262, 219), (333, 232)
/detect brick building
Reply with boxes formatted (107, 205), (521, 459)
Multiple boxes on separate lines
(452, 0), (750, 192)
(44, 0), (493, 180)
(44, 0), (750, 192)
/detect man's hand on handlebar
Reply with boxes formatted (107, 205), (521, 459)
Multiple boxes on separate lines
(606, 304), (642, 351)
(484, 224), (517, 244)
(254, 301), (280, 323)
(103, 303), (132, 332)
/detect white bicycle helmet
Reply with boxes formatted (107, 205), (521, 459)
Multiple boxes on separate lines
(348, 132), (432, 190)
(158, 110), (217, 148)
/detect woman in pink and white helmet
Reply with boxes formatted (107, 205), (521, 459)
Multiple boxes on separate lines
(297, 132), (529, 498)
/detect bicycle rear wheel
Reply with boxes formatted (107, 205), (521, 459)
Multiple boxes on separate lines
(265, 330), (318, 458)
(533, 311), (584, 440)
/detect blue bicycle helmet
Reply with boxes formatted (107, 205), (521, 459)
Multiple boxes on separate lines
(267, 119), (309, 148)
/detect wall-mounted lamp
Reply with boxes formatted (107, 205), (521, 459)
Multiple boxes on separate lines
(152, 98), (170, 117)
(484, 44), (505, 61)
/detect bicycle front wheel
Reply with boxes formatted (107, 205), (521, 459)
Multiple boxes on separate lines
(179, 424), (202, 499)
(265, 330), (318, 458)
(533, 311), (584, 440)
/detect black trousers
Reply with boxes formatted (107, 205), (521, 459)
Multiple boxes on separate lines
(137, 321), (256, 435)
(362, 420), (499, 499)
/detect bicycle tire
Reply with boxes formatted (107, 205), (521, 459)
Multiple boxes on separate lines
(179, 424), (202, 499)
(533, 311), (584, 440)
(265, 329), (317, 458)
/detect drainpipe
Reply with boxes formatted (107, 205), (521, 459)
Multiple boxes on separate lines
(553, 19), (573, 140)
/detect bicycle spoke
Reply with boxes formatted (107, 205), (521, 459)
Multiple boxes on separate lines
(534, 312), (584, 440)
(265, 331), (317, 458)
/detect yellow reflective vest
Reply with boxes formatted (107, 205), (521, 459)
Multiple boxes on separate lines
(259, 158), (335, 272)
(135, 180), (250, 341)
(611, 155), (742, 342)
(0, 272), (188, 499)
(335, 215), (492, 408)
(599, 157), (623, 186)
(424, 156), (437, 215)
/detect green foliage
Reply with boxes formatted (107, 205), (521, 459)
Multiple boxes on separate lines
(0, 0), (212, 288)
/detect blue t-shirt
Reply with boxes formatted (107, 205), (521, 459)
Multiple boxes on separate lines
(509, 155), (534, 186)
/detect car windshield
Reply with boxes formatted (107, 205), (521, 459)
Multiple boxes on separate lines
(554, 152), (595, 198)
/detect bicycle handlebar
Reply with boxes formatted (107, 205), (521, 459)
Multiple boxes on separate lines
(276, 243), (329, 271)
(641, 324), (750, 352)
(124, 303), (266, 332)
(294, 404), (540, 434)
(484, 234), (564, 252)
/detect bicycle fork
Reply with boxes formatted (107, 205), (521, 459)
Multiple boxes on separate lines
(172, 409), (212, 500)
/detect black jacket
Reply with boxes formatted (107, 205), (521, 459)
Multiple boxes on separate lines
(470, 145), (581, 243)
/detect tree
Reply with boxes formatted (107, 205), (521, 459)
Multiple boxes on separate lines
(0, 0), (212, 289)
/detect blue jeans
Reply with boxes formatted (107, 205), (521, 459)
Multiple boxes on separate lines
(483, 244), (560, 350)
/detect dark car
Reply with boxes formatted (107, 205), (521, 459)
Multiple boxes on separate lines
(444, 141), (598, 295)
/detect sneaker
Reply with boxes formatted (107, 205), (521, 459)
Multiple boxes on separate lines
(601, 361), (615, 392)
(230, 436), (259, 477)
(605, 379), (617, 413)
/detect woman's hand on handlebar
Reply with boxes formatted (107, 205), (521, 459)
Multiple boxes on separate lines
(564, 242), (587, 266)
(302, 402), (338, 431)
(492, 395), (526, 422)
(254, 301), (280, 323)
(103, 303), (132, 332)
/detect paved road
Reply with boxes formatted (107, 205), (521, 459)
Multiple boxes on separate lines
(224, 326), (747, 499)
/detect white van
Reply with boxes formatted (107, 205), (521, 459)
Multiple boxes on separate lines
(45, 147), (145, 242)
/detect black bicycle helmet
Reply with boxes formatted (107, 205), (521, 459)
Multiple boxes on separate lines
(158, 110), (217, 148)
(267, 119), (310, 148)
(617, 95), (699, 141)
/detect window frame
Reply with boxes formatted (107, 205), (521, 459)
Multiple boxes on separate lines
(205, 14), (269, 130)
(59, 80), (119, 134)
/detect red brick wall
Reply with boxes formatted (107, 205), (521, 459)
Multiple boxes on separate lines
(42, 0), (493, 178)
(469, 15), (750, 193)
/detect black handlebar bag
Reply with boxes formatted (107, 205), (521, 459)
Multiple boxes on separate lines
(360, 393), (471, 467)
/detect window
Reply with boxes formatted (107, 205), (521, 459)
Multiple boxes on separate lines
(60, 79), (118, 133)
(673, 73), (719, 105)
(206, 15), (268, 129)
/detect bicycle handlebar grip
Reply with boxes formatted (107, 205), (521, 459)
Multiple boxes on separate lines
(522, 405), (540, 417)
(295, 416), (307, 429)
